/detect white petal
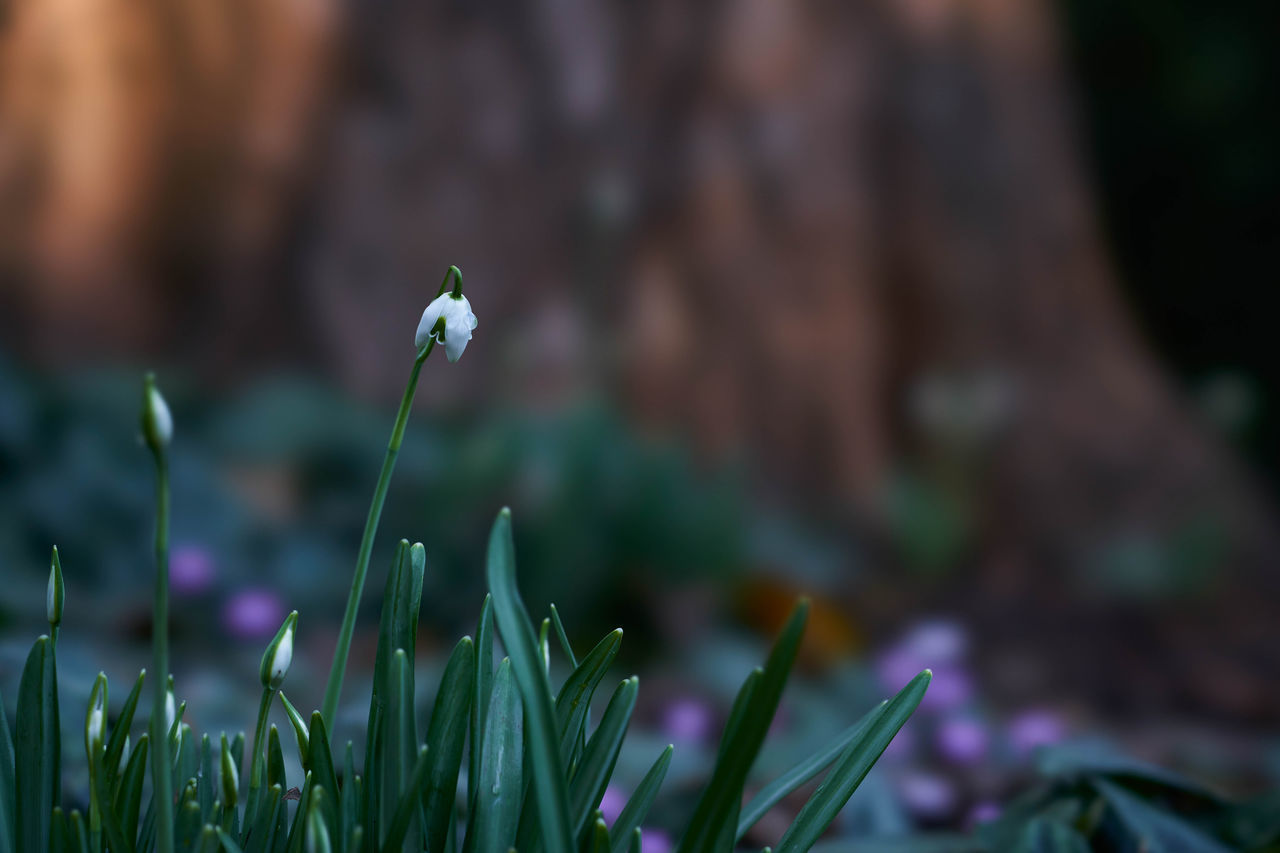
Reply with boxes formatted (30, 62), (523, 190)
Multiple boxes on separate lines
(271, 629), (294, 684)
(444, 326), (471, 362)
(416, 293), (452, 349)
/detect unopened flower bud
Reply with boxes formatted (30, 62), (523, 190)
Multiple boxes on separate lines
(164, 686), (177, 734)
(47, 546), (65, 628)
(259, 611), (298, 690)
(140, 373), (173, 452)
(220, 733), (239, 808)
(85, 672), (107, 755)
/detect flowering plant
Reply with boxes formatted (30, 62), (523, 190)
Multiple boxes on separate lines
(0, 269), (928, 852)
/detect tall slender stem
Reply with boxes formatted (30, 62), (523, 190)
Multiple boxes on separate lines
(243, 688), (274, 835)
(320, 341), (434, 727)
(149, 454), (174, 852)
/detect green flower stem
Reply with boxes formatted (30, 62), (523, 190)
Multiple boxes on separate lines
(244, 688), (274, 833)
(148, 452), (174, 853)
(320, 338), (435, 727)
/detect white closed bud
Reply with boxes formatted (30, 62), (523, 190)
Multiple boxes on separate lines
(260, 611), (298, 690)
(164, 688), (177, 733)
(140, 373), (173, 452)
(85, 672), (107, 756)
(87, 708), (104, 751)
(415, 275), (478, 362)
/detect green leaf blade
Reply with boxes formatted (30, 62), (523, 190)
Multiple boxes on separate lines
(485, 509), (574, 853)
(14, 635), (60, 853)
(774, 670), (931, 853)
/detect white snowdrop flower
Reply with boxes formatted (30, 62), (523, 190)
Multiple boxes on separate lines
(415, 292), (478, 362)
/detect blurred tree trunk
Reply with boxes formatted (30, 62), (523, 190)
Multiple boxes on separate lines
(1, 0), (1274, 716)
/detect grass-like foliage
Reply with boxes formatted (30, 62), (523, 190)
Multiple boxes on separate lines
(0, 276), (929, 852)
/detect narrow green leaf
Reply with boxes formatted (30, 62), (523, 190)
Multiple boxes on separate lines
(485, 509), (574, 853)
(178, 799), (204, 851)
(0, 686), (15, 853)
(539, 619), (553, 679)
(284, 770), (312, 853)
(554, 630), (624, 769)
(737, 702), (886, 840)
(589, 818), (610, 853)
(277, 694), (311, 774)
(306, 787), (332, 853)
(267, 728), (286, 794)
(423, 636), (475, 853)
(50, 807), (66, 853)
(464, 658), (524, 853)
(629, 828), (641, 853)
(380, 650), (418, 847)
(676, 601), (809, 853)
(470, 595), (494, 817)
(90, 735), (133, 853)
(196, 824), (220, 853)
(307, 714), (341, 843)
(215, 826), (245, 852)
(103, 670), (146, 799)
(114, 734), (149, 849)
(774, 670), (931, 853)
(364, 541), (422, 846)
(549, 605), (578, 669)
(69, 809), (88, 853)
(340, 743), (360, 843)
(570, 678), (638, 839)
(243, 784), (282, 853)
(609, 746), (673, 853)
(379, 747), (431, 853)
(199, 734), (216, 823)
(15, 635), (60, 853)
(1094, 779), (1232, 853)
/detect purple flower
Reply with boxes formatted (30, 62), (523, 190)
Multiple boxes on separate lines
(918, 666), (974, 712)
(599, 786), (625, 825)
(223, 588), (286, 639)
(876, 649), (924, 690)
(968, 801), (1001, 824)
(170, 545), (215, 596)
(641, 828), (672, 853)
(904, 620), (968, 665)
(935, 716), (988, 765)
(896, 771), (957, 819)
(662, 697), (713, 743)
(1007, 709), (1066, 756)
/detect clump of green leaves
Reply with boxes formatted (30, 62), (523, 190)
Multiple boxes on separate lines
(0, 277), (930, 851)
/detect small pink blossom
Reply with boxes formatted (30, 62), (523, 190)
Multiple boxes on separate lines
(223, 588), (286, 639)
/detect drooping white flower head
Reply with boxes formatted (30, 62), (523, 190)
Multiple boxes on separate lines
(416, 292), (478, 362)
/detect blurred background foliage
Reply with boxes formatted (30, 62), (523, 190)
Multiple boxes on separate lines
(1, 0), (1278, 842)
